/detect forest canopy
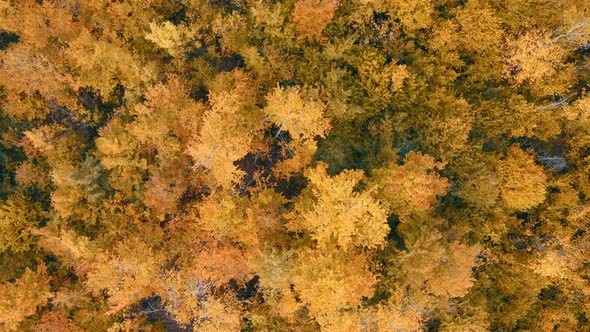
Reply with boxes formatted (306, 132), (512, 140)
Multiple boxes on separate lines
(0, 0), (590, 330)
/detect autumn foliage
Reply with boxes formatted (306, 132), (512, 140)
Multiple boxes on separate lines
(1, 0), (590, 331)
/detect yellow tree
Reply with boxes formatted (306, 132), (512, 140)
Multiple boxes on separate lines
(499, 145), (547, 210)
(371, 151), (449, 216)
(144, 21), (189, 57)
(84, 235), (167, 315)
(0, 196), (44, 253)
(246, 161), (390, 329)
(287, 162), (389, 249)
(453, 150), (502, 209)
(376, 0), (434, 35)
(351, 48), (410, 113)
(263, 86), (331, 176)
(65, 28), (157, 98)
(503, 29), (575, 95)
(186, 70), (262, 189)
(126, 78), (201, 214)
(290, 248), (377, 331)
(454, 0), (503, 56)
(0, 264), (52, 331)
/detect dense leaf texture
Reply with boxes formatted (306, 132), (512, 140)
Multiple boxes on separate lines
(1, 0), (590, 330)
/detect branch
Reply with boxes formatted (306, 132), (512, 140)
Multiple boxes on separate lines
(274, 112), (292, 138)
(553, 19), (590, 46)
(536, 92), (576, 111)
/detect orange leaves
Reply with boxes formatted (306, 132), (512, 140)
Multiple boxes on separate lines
(186, 92), (254, 188)
(127, 76), (203, 147)
(292, 0), (339, 41)
(0, 196), (43, 253)
(191, 243), (255, 288)
(264, 86), (330, 141)
(198, 191), (251, 243)
(499, 146), (547, 210)
(96, 118), (141, 171)
(264, 86), (331, 176)
(186, 71), (261, 189)
(85, 236), (166, 314)
(423, 242), (481, 298)
(0, 264), (52, 331)
(127, 80), (197, 211)
(161, 271), (244, 331)
(288, 162), (389, 249)
(0, 0), (79, 48)
(454, 0), (502, 55)
(34, 227), (92, 265)
(372, 151), (449, 216)
(143, 169), (189, 215)
(290, 248), (376, 329)
(197, 188), (287, 248)
(98, 79), (195, 209)
(0, 43), (76, 119)
(503, 29), (574, 95)
(370, 300), (423, 331)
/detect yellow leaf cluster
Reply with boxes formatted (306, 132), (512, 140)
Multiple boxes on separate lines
(85, 237), (166, 314)
(291, 249), (376, 330)
(264, 86), (330, 141)
(144, 21), (184, 56)
(0, 264), (52, 331)
(382, 0), (434, 33)
(0, 196), (43, 253)
(186, 92), (254, 188)
(289, 162), (389, 249)
(372, 151), (449, 215)
(503, 29), (573, 95)
(198, 192), (249, 243)
(499, 146), (547, 210)
(264, 86), (331, 175)
(66, 29), (156, 96)
(454, 0), (502, 55)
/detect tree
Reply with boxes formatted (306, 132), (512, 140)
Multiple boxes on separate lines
(0, 264), (52, 331)
(371, 151), (449, 216)
(290, 248), (377, 331)
(451, 149), (502, 209)
(503, 28), (575, 95)
(454, 0), (503, 56)
(187, 70), (262, 189)
(378, 0), (435, 35)
(292, 0), (339, 42)
(263, 86), (331, 176)
(144, 21), (186, 57)
(84, 235), (166, 314)
(65, 28), (157, 98)
(499, 145), (547, 210)
(0, 195), (43, 253)
(287, 162), (389, 249)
